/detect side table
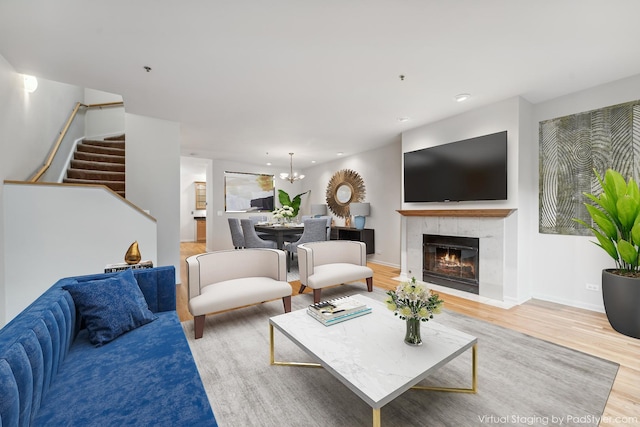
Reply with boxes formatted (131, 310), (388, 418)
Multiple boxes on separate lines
(330, 227), (375, 254)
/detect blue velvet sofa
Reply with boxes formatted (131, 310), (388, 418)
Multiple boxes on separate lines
(0, 266), (217, 426)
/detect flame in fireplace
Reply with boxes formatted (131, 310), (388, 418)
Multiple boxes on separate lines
(441, 252), (460, 267)
(435, 252), (475, 277)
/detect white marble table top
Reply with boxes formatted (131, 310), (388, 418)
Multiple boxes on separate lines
(269, 294), (477, 409)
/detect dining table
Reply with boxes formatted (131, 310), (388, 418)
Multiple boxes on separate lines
(254, 224), (304, 250)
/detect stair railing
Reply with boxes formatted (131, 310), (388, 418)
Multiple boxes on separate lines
(29, 101), (124, 182)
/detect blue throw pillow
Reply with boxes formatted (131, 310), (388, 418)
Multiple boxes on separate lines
(63, 269), (157, 346)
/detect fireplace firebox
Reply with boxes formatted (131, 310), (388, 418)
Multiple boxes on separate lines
(423, 234), (479, 294)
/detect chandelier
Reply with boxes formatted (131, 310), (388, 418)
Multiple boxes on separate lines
(279, 153), (305, 183)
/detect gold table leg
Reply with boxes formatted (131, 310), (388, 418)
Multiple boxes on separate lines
(269, 324), (322, 368)
(373, 408), (381, 427)
(411, 343), (478, 393)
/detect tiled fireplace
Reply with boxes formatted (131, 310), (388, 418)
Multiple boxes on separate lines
(400, 209), (517, 302)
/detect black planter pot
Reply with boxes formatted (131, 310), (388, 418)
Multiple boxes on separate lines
(602, 269), (640, 339)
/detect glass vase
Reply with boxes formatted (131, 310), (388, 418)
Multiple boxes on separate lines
(404, 318), (422, 346)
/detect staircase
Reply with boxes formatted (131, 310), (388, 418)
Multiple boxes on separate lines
(63, 134), (126, 197)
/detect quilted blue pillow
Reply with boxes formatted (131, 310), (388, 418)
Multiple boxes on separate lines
(63, 269), (157, 346)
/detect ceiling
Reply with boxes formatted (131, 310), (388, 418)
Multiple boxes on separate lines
(2, 1), (640, 169)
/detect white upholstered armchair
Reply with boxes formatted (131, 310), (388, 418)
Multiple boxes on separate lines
(186, 249), (292, 338)
(297, 240), (373, 303)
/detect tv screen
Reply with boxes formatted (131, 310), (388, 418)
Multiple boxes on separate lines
(404, 131), (507, 202)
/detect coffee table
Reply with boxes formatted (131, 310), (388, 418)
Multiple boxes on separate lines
(269, 294), (477, 427)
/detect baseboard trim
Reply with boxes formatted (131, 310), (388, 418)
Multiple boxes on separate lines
(367, 260), (399, 269)
(531, 291), (605, 313)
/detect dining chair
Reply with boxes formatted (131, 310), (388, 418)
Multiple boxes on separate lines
(249, 215), (278, 241)
(240, 219), (277, 249)
(302, 215), (331, 240)
(228, 218), (244, 249)
(318, 215), (332, 240)
(292, 215), (313, 241)
(284, 218), (328, 271)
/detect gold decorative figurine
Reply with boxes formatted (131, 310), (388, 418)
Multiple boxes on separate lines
(125, 241), (142, 265)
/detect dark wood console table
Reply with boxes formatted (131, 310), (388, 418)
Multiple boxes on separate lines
(330, 227), (375, 255)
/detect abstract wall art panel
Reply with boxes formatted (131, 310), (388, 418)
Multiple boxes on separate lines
(224, 171), (275, 212)
(539, 100), (640, 235)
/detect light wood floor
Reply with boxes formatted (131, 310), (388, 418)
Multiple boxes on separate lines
(178, 243), (640, 426)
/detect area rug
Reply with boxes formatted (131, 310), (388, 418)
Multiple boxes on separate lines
(182, 285), (618, 427)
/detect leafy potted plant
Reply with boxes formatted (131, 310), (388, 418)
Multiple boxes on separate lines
(574, 168), (640, 338)
(277, 189), (309, 218)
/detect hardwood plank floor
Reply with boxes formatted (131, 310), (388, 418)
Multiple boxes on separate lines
(178, 242), (640, 426)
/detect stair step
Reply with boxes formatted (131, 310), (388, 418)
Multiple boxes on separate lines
(82, 139), (125, 149)
(70, 159), (125, 172)
(77, 143), (125, 156)
(65, 134), (126, 198)
(64, 178), (125, 192)
(67, 168), (125, 181)
(74, 151), (125, 164)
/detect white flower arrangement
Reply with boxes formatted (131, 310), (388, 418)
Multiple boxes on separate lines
(272, 205), (295, 219)
(385, 277), (444, 321)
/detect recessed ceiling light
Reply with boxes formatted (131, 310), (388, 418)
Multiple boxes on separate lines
(397, 117), (410, 122)
(311, 160), (316, 164)
(266, 162), (272, 166)
(337, 152), (344, 156)
(454, 93), (471, 103)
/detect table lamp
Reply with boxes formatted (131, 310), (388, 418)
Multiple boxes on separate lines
(349, 203), (370, 230)
(311, 204), (328, 217)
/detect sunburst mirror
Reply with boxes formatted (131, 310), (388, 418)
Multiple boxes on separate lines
(325, 169), (366, 218)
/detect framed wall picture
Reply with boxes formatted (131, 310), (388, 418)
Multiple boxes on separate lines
(224, 171), (275, 212)
(539, 99), (640, 235)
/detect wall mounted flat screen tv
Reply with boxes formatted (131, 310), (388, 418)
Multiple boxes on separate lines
(404, 130), (507, 202)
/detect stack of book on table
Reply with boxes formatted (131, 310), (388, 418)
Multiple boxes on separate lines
(307, 296), (372, 326)
(104, 260), (154, 273)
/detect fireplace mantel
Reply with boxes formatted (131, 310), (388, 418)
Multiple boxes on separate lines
(397, 209), (515, 218)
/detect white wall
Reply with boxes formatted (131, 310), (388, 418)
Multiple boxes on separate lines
(303, 140), (403, 266)
(0, 53), (84, 324)
(529, 74), (640, 311)
(515, 98), (536, 303)
(39, 106), (86, 183)
(180, 156), (208, 242)
(84, 88), (124, 138)
(3, 183), (157, 325)
(125, 113), (181, 282)
(0, 64), (85, 185)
